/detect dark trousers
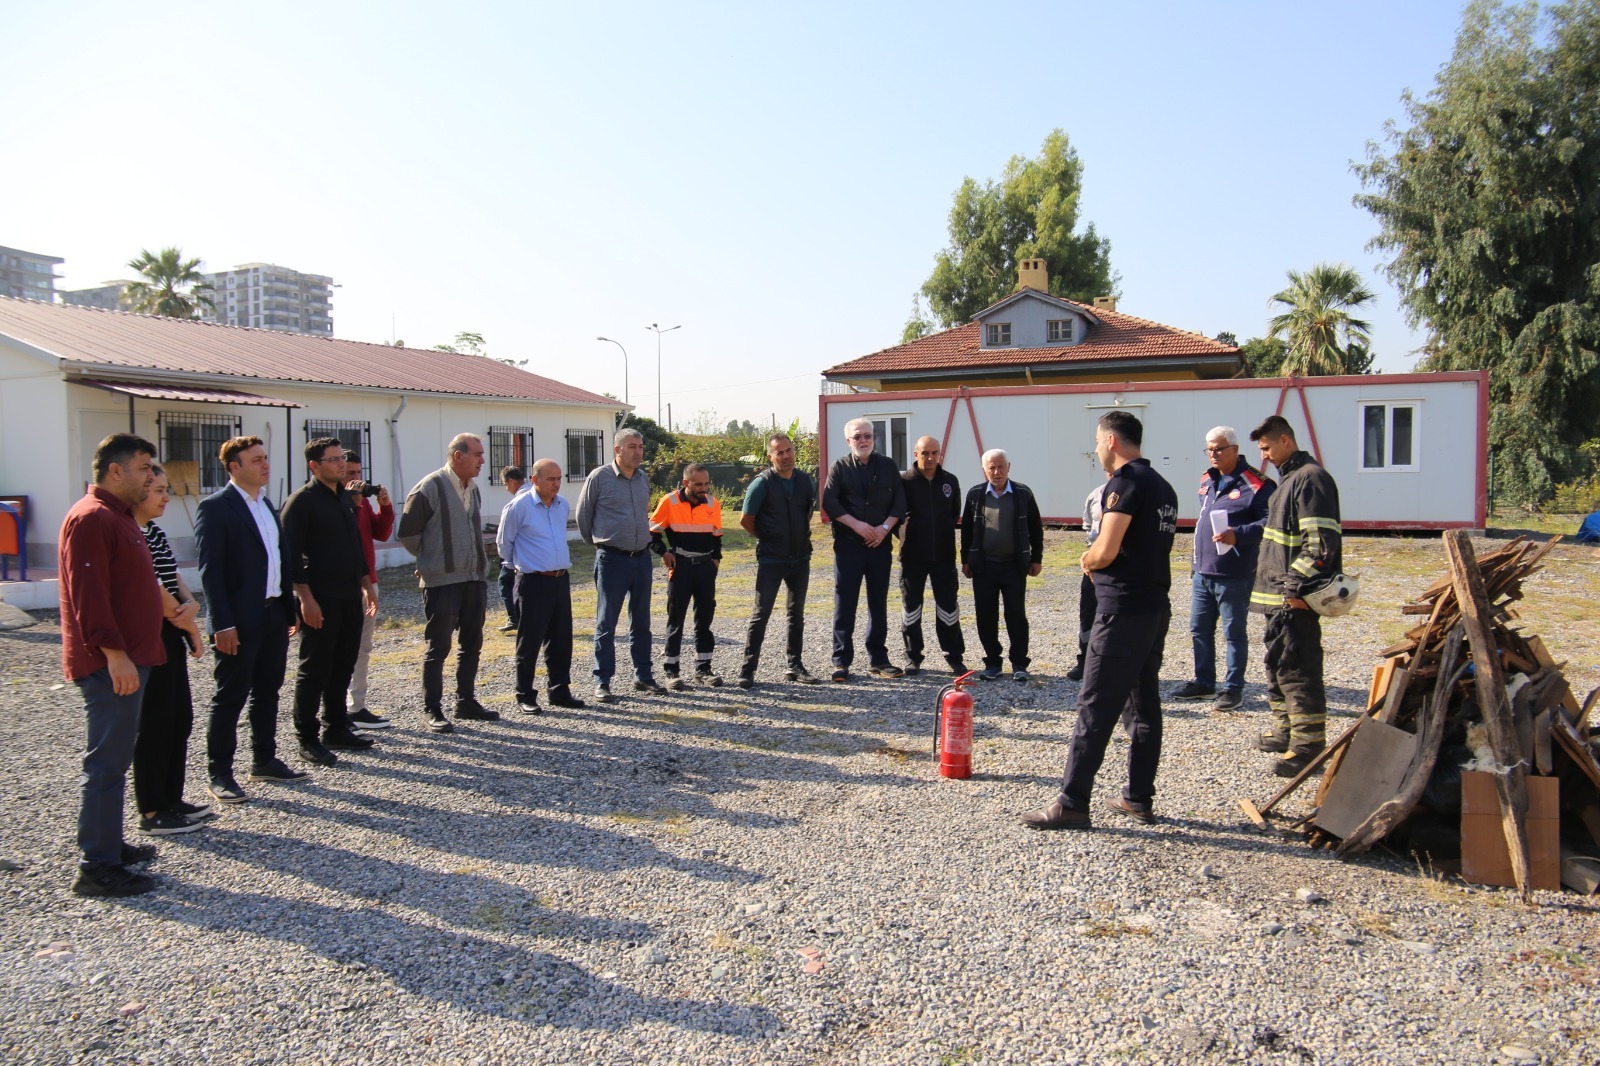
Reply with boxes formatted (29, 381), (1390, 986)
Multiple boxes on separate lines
(900, 557), (965, 668)
(134, 623), (193, 814)
(75, 665), (150, 866)
(832, 537), (893, 669)
(422, 580), (487, 711)
(971, 562), (1030, 671)
(1190, 572), (1252, 693)
(593, 549), (653, 684)
(1076, 573), (1097, 667)
(207, 598), (290, 776)
(664, 557), (718, 673)
(1059, 608), (1170, 811)
(292, 590), (362, 741)
(1264, 607), (1327, 753)
(499, 563), (520, 628)
(514, 570), (574, 700)
(743, 556), (810, 676)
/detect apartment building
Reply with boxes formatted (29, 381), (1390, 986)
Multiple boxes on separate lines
(60, 282), (132, 311)
(202, 262), (334, 335)
(0, 245), (63, 303)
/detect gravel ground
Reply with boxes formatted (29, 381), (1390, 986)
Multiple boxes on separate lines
(4, 531), (1600, 1065)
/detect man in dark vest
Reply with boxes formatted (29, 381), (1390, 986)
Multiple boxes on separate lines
(898, 435), (967, 676)
(737, 432), (821, 688)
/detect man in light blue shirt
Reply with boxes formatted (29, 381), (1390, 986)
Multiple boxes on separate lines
(501, 458), (586, 713)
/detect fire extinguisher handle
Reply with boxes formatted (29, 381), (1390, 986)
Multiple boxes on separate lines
(934, 684), (954, 758)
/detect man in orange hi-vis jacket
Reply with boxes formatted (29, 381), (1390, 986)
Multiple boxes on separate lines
(650, 463), (724, 688)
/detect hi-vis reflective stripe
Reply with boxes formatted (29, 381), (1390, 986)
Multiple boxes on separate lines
(1263, 528), (1302, 546)
(1251, 589), (1285, 606)
(936, 605), (960, 627)
(1290, 557), (1318, 576)
(1298, 517), (1342, 533)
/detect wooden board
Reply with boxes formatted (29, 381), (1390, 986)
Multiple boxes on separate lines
(1314, 720), (1420, 840)
(1525, 635), (1581, 717)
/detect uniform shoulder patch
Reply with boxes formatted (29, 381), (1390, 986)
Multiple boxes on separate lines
(1105, 491), (1121, 510)
(1242, 470), (1265, 491)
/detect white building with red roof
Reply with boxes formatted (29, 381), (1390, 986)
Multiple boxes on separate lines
(0, 296), (626, 579)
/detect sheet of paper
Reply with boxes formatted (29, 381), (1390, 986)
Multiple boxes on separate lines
(1210, 508), (1232, 555)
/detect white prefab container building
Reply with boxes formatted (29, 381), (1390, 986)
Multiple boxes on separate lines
(817, 372), (1488, 531)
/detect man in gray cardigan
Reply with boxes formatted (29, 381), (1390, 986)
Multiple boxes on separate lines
(397, 433), (498, 733)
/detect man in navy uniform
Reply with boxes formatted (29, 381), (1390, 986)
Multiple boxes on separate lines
(897, 436), (966, 676)
(1023, 410), (1177, 830)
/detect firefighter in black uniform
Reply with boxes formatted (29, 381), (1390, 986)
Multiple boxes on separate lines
(897, 436), (967, 676)
(1236, 414), (1342, 776)
(1023, 410), (1177, 830)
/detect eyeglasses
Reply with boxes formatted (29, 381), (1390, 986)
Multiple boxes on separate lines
(1204, 444), (1236, 454)
(319, 455), (347, 463)
(849, 433), (874, 441)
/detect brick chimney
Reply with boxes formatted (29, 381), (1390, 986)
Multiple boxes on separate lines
(1017, 258), (1048, 293)
(1093, 295), (1118, 313)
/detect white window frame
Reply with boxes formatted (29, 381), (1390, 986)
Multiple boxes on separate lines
(1357, 400), (1420, 473)
(984, 322), (1012, 346)
(864, 414), (910, 469)
(1047, 319), (1072, 343)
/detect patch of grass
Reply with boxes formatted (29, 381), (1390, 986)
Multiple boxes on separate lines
(707, 932), (765, 959)
(1353, 910), (1396, 938)
(450, 862), (486, 875)
(610, 806), (692, 835)
(873, 745), (918, 762)
(1080, 919), (1154, 938)
(468, 902), (509, 932)
(938, 1045), (981, 1066)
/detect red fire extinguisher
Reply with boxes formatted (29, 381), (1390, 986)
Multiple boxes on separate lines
(933, 671), (978, 779)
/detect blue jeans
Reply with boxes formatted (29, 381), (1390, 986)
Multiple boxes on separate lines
(1190, 571), (1252, 693)
(76, 665), (151, 866)
(593, 549), (654, 685)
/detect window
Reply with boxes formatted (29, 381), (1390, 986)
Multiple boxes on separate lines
(1047, 319), (1072, 343)
(566, 429), (605, 481)
(867, 415), (909, 469)
(985, 322), (1012, 346)
(305, 418), (372, 485)
(158, 411), (240, 495)
(489, 426), (534, 483)
(1359, 402), (1418, 471)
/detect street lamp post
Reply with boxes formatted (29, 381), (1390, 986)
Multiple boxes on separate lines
(645, 322), (681, 425)
(596, 336), (630, 428)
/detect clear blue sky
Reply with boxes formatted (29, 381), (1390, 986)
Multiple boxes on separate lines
(1, 0), (1469, 432)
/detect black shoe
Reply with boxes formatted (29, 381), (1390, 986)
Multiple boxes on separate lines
(296, 742), (338, 768)
(785, 665), (821, 685)
(979, 665), (1003, 681)
(869, 662), (905, 679)
(1171, 681), (1216, 702)
(547, 687), (587, 709)
(736, 675), (755, 689)
(499, 622), (517, 632)
(696, 670), (724, 687)
(1020, 801), (1093, 831)
(1213, 689), (1244, 713)
(208, 775), (249, 805)
(632, 678), (668, 696)
(349, 708), (392, 730)
(72, 863), (154, 898)
(904, 663), (923, 677)
(592, 684), (615, 704)
(323, 727), (375, 750)
(137, 811), (205, 836)
(517, 698), (544, 715)
(454, 697), (500, 721)
(831, 667), (850, 683)
(423, 709), (455, 733)
(666, 675), (686, 692)
(1013, 669), (1031, 683)
(950, 661), (971, 677)
(1274, 749), (1326, 778)
(1066, 663), (1084, 682)
(171, 799), (215, 821)
(1112, 797), (1156, 825)
(1257, 731), (1290, 754)
(121, 842), (157, 865)
(253, 756), (313, 781)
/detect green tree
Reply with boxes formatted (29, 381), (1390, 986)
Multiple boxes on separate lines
(901, 295), (935, 344)
(1266, 264), (1377, 376)
(123, 247), (214, 319)
(615, 412), (678, 464)
(916, 129), (1116, 329)
(1355, 0), (1600, 506)
(1239, 336), (1289, 377)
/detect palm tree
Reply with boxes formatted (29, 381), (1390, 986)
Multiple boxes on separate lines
(1267, 263), (1376, 376)
(123, 247), (215, 319)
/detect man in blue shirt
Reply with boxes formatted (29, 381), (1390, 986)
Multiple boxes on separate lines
(501, 458), (586, 713)
(1172, 426), (1274, 713)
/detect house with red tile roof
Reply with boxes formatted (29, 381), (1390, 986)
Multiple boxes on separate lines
(0, 297), (626, 568)
(824, 259), (1243, 393)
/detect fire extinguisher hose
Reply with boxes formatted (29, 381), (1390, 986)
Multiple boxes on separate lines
(934, 684), (956, 758)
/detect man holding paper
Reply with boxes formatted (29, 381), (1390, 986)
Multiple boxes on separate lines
(1171, 426), (1274, 713)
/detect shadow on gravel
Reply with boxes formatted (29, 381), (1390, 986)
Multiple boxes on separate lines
(135, 883), (780, 1036)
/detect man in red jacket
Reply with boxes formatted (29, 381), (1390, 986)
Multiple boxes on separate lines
(59, 433), (166, 897)
(344, 451), (395, 729)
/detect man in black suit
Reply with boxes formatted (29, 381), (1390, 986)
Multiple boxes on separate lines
(194, 435), (307, 804)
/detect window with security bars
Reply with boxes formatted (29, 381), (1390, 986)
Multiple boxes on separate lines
(489, 426), (534, 484)
(158, 412), (240, 495)
(304, 419), (372, 486)
(566, 429), (605, 482)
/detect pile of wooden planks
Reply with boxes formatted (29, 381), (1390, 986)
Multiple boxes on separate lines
(1239, 531), (1600, 900)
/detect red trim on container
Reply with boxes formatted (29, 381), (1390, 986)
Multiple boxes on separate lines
(1474, 368), (1490, 528)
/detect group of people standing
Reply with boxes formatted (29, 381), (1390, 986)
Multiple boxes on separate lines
(56, 406), (1341, 896)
